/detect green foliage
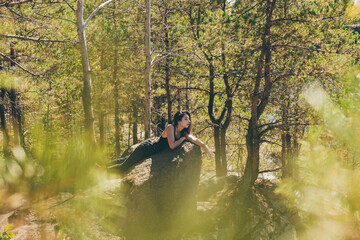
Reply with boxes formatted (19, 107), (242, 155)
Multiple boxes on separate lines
(28, 124), (107, 195)
(0, 73), (21, 90)
(0, 224), (15, 240)
(1, 0), (360, 237)
(277, 68), (360, 239)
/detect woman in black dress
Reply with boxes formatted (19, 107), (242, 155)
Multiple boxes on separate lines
(108, 110), (212, 173)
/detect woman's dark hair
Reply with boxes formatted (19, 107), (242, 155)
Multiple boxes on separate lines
(172, 110), (192, 135)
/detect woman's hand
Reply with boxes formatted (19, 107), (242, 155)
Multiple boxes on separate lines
(202, 145), (213, 157)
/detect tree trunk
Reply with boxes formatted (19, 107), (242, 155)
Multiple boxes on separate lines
(220, 126), (228, 176)
(218, 0), (231, 176)
(244, 119), (260, 184)
(164, 10), (172, 124)
(281, 133), (292, 177)
(206, 0), (232, 177)
(8, 89), (19, 145)
(144, 0), (152, 139)
(214, 126), (221, 176)
(281, 99), (292, 178)
(292, 104), (302, 180)
(0, 88), (10, 158)
(98, 88), (105, 146)
(44, 104), (50, 131)
(18, 103), (24, 147)
(98, 51), (105, 147)
(128, 111), (131, 147)
(243, 0), (275, 185)
(76, 0), (96, 144)
(207, 58), (222, 177)
(99, 112), (105, 146)
(132, 104), (138, 145)
(185, 78), (189, 110)
(113, 47), (121, 156)
(9, 45), (20, 146)
(292, 121), (300, 180)
(177, 89), (181, 111)
(206, 56), (229, 177)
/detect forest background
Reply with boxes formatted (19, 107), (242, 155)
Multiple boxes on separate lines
(1, 0), (360, 239)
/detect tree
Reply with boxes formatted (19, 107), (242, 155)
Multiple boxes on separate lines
(235, 0), (359, 185)
(74, 0), (114, 144)
(185, 0), (246, 177)
(144, 0), (152, 139)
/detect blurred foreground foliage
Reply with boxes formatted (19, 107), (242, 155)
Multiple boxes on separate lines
(0, 124), (122, 239)
(0, 122), (108, 206)
(30, 133), (106, 196)
(277, 67), (360, 240)
(0, 224), (14, 240)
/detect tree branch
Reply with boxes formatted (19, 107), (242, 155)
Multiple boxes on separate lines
(0, 0), (32, 7)
(271, 15), (343, 25)
(259, 122), (310, 137)
(169, 84), (210, 93)
(259, 139), (282, 146)
(150, 4), (166, 56)
(151, 44), (194, 65)
(233, 115), (250, 122)
(232, 60), (248, 95)
(133, 0), (145, 9)
(0, 34), (75, 43)
(259, 167), (281, 174)
(63, 0), (75, 12)
(35, 12), (76, 24)
(0, 52), (42, 77)
(4, 7), (47, 25)
(195, 124), (213, 134)
(272, 44), (329, 53)
(258, 120), (281, 129)
(271, 17), (310, 25)
(84, 0), (114, 28)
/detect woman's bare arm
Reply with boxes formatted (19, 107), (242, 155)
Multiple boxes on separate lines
(164, 125), (186, 150)
(184, 133), (213, 156)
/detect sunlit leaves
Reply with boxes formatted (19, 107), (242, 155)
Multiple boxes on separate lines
(277, 69), (360, 239)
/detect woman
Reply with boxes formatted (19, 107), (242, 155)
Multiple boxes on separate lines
(108, 110), (213, 173)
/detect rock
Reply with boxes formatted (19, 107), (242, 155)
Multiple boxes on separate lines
(121, 141), (202, 240)
(1, 141), (201, 240)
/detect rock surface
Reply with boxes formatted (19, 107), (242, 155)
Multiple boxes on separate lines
(121, 141), (202, 240)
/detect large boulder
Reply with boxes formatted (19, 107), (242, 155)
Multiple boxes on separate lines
(120, 141), (202, 240)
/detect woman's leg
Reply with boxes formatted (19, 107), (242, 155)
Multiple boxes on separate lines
(108, 139), (157, 172)
(108, 157), (126, 166)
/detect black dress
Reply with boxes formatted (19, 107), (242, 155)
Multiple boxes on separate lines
(108, 128), (177, 172)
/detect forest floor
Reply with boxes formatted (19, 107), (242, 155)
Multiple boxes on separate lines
(0, 175), (298, 240)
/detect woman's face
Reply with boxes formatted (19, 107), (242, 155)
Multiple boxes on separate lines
(178, 114), (191, 129)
